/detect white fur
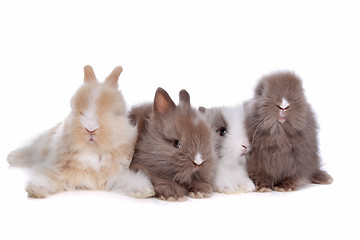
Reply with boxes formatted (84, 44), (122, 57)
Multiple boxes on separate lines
(80, 87), (101, 132)
(26, 174), (55, 198)
(19, 121), (65, 166)
(17, 122), (65, 196)
(106, 168), (155, 198)
(279, 98), (289, 123)
(280, 98), (290, 109)
(25, 163), (61, 198)
(214, 105), (255, 193)
(75, 151), (111, 170)
(194, 152), (204, 165)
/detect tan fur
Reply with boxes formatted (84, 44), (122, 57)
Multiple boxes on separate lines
(8, 65), (138, 198)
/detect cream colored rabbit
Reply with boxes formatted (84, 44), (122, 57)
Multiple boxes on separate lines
(7, 65), (154, 198)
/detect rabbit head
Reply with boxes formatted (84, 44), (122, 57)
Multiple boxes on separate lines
(200, 105), (250, 165)
(68, 65), (135, 152)
(148, 88), (215, 184)
(130, 88), (216, 200)
(251, 72), (309, 133)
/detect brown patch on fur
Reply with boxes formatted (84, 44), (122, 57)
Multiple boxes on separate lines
(130, 88), (216, 200)
(246, 72), (333, 191)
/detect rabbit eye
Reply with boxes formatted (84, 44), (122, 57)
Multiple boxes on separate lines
(218, 127), (227, 137)
(173, 140), (180, 148)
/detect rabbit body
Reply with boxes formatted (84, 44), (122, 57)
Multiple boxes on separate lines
(7, 66), (154, 198)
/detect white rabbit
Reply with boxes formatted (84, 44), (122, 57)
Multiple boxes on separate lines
(199, 105), (255, 194)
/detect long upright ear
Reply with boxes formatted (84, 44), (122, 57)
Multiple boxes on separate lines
(84, 65), (97, 83)
(154, 88), (176, 114)
(179, 89), (190, 106)
(105, 66), (123, 88)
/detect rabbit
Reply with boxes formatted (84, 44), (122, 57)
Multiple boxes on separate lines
(245, 71), (333, 192)
(7, 65), (154, 198)
(129, 88), (216, 201)
(199, 105), (255, 194)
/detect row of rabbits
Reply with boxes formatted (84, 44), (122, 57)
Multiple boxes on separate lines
(7, 65), (332, 200)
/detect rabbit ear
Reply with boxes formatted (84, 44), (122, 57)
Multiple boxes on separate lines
(255, 80), (265, 97)
(198, 106), (206, 113)
(84, 65), (97, 83)
(154, 88), (176, 114)
(179, 89), (190, 105)
(105, 66), (123, 88)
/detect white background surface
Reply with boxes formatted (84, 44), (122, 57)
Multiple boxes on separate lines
(0, 1), (359, 239)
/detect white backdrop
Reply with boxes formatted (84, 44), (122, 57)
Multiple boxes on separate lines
(1, 1), (359, 239)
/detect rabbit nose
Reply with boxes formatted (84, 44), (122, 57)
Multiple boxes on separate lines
(86, 128), (97, 134)
(194, 153), (204, 166)
(241, 145), (248, 156)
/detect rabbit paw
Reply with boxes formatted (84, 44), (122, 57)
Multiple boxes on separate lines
(256, 186), (273, 192)
(237, 178), (256, 193)
(127, 185), (155, 199)
(188, 191), (211, 199)
(276, 178), (298, 192)
(159, 195), (187, 202)
(216, 184), (238, 194)
(26, 183), (51, 198)
(25, 174), (60, 198)
(273, 186), (293, 192)
(109, 169), (156, 198)
(216, 177), (255, 194)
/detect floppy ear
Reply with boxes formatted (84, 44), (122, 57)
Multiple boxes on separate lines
(84, 65), (97, 83)
(154, 88), (176, 114)
(179, 89), (190, 106)
(105, 66), (123, 88)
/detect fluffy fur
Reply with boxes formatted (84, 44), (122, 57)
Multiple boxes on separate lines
(7, 65), (154, 198)
(199, 105), (255, 194)
(129, 88), (216, 201)
(245, 71), (333, 192)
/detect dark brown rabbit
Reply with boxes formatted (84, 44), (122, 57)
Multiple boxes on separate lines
(129, 88), (216, 201)
(245, 72), (333, 192)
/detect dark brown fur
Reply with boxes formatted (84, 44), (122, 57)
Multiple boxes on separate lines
(245, 72), (333, 191)
(129, 88), (216, 200)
